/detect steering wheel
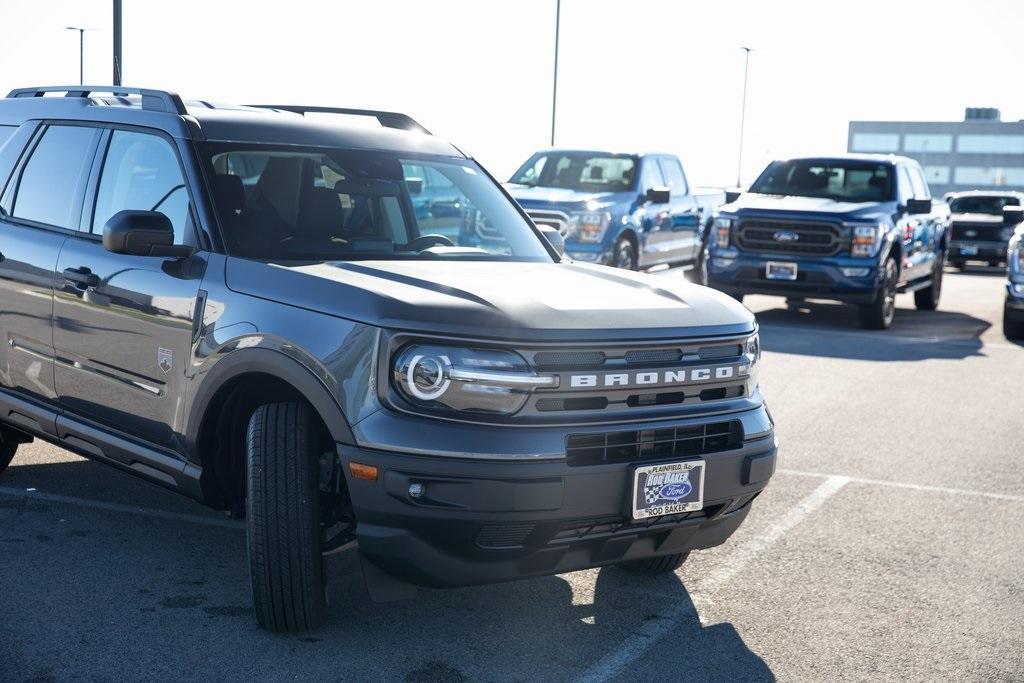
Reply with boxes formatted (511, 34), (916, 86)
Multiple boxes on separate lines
(405, 234), (455, 252)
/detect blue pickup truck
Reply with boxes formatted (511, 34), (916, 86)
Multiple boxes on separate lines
(707, 155), (950, 329)
(505, 150), (723, 272)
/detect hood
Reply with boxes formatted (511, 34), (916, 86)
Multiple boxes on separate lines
(724, 192), (895, 219)
(950, 212), (1003, 224)
(226, 259), (754, 342)
(504, 184), (634, 212)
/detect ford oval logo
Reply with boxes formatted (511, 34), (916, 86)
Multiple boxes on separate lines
(773, 230), (799, 242)
(659, 481), (693, 501)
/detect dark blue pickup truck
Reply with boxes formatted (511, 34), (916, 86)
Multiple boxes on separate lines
(505, 150), (723, 272)
(707, 155), (950, 329)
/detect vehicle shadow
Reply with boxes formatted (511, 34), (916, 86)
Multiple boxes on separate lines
(0, 457), (774, 682)
(754, 301), (991, 361)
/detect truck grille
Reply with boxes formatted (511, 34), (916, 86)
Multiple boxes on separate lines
(951, 222), (1003, 242)
(525, 209), (572, 236)
(736, 219), (843, 256)
(565, 420), (743, 466)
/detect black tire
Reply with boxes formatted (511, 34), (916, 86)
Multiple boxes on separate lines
(687, 237), (710, 286)
(624, 552), (690, 573)
(0, 428), (18, 475)
(1005, 306), (1024, 340)
(858, 257), (898, 330)
(613, 237), (638, 270)
(247, 402), (328, 633)
(950, 260), (965, 271)
(914, 256), (944, 311)
(730, 293), (744, 303)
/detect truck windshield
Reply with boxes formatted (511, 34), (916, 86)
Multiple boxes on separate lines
(949, 195), (1020, 215)
(509, 152), (637, 193)
(750, 160), (895, 203)
(202, 144), (553, 262)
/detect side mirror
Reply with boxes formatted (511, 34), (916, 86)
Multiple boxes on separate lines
(538, 225), (565, 256)
(905, 198), (932, 215)
(724, 189), (742, 204)
(405, 177), (424, 195)
(644, 186), (671, 204)
(1004, 206), (1024, 225)
(102, 210), (192, 257)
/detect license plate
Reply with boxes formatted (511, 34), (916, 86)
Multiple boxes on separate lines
(631, 460), (705, 520)
(766, 261), (798, 280)
(960, 245), (978, 256)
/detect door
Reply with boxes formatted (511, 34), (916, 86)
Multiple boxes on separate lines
(637, 158), (673, 266)
(0, 124), (100, 411)
(897, 164), (932, 282)
(53, 128), (206, 453)
(658, 157), (701, 263)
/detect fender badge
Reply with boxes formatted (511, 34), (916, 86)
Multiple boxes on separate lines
(157, 347), (173, 374)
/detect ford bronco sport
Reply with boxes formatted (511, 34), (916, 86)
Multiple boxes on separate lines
(0, 86), (775, 632)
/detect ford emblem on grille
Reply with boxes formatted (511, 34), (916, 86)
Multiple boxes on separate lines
(773, 230), (799, 242)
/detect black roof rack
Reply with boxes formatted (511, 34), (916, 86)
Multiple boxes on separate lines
(249, 104), (431, 135)
(6, 85), (188, 116)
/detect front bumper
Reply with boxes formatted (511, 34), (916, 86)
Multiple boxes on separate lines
(950, 240), (1008, 261)
(340, 406), (776, 588)
(707, 251), (879, 303)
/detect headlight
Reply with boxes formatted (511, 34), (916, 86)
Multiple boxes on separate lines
(849, 222), (886, 258)
(570, 212), (611, 243)
(738, 332), (761, 396)
(1013, 243), (1024, 273)
(392, 345), (557, 415)
(713, 217), (733, 248)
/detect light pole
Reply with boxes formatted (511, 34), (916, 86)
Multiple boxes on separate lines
(550, 0), (561, 147)
(66, 26), (89, 85)
(736, 46), (752, 188)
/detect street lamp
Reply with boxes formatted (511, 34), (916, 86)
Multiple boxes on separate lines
(736, 46), (752, 188)
(65, 26), (90, 85)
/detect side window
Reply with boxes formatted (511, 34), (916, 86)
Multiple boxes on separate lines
(93, 130), (192, 244)
(12, 125), (98, 229)
(909, 166), (930, 199)
(897, 166), (915, 202)
(640, 159), (665, 192)
(658, 158), (688, 196)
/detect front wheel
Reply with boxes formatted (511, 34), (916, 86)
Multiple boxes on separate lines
(687, 238), (710, 286)
(247, 402), (329, 632)
(0, 427), (20, 476)
(858, 257), (897, 330)
(914, 256), (944, 311)
(613, 237), (638, 270)
(624, 552), (690, 573)
(1005, 306), (1024, 340)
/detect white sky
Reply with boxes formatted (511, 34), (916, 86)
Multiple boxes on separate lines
(2, 0), (1023, 186)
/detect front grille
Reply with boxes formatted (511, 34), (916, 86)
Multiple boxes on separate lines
(526, 209), (572, 236)
(534, 350), (606, 370)
(736, 219), (843, 256)
(565, 420), (743, 466)
(475, 523), (536, 549)
(951, 222), (1003, 242)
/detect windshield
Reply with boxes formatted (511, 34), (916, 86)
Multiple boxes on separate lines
(949, 195), (1020, 215)
(202, 144), (552, 262)
(750, 160), (895, 202)
(509, 152), (637, 193)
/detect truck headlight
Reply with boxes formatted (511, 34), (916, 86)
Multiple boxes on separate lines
(392, 345), (557, 415)
(713, 217), (732, 249)
(850, 222), (886, 258)
(570, 212), (611, 243)
(738, 332), (761, 395)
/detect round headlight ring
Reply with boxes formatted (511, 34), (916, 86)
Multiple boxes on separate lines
(406, 353), (452, 401)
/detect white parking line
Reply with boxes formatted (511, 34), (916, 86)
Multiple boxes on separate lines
(0, 485), (242, 529)
(778, 468), (1024, 502)
(575, 475), (850, 683)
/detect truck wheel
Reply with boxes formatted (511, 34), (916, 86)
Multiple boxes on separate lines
(858, 257), (897, 330)
(1005, 306), (1024, 340)
(0, 428), (19, 475)
(687, 238), (710, 286)
(613, 237), (638, 270)
(247, 402), (328, 632)
(624, 552), (689, 573)
(950, 260), (965, 270)
(913, 257), (943, 311)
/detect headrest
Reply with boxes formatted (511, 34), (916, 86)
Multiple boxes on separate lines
(589, 166), (604, 180)
(212, 174), (245, 214)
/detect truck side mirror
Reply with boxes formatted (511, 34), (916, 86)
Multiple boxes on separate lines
(103, 210), (193, 258)
(905, 198), (932, 215)
(725, 189), (742, 204)
(644, 186), (671, 204)
(538, 225), (565, 256)
(1003, 206), (1024, 225)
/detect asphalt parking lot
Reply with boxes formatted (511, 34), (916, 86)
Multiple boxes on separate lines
(1, 266), (1022, 682)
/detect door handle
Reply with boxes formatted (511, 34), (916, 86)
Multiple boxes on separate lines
(63, 266), (100, 289)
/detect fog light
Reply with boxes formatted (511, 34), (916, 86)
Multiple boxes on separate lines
(1012, 283), (1024, 296)
(711, 257), (735, 268)
(408, 482), (425, 498)
(841, 267), (870, 277)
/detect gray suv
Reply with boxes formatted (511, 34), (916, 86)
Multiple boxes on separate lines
(0, 86), (776, 632)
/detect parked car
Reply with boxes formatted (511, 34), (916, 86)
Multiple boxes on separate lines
(944, 190), (1023, 269)
(1004, 209), (1024, 339)
(707, 155), (950, 329)
(505, 150), (724, 275)
(0, 86), (776, 632)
